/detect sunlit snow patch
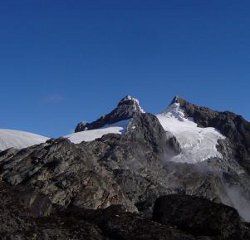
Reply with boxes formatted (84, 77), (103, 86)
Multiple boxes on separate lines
(157, 103), (225, 163)
(0, 129), (49, 151)
(65, 120), (130, 144)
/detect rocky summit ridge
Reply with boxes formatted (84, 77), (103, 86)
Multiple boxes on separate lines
(0, 95), (250, 239)
(75, 95), (144, 132)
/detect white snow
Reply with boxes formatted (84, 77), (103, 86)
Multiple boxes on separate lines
(65, 120), (130, 144)
(157, 103), (225, 163)
(0, 129), (49, 151)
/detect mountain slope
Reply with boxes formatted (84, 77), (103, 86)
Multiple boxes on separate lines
(70, 96), (250, 220)
(0, 95), (250, 235)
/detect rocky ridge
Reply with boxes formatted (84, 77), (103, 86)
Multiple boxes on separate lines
(75, 95), (144, 132)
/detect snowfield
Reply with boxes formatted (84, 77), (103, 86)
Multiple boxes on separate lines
(65, 120), (130, 144)
(0, 129), (49, 151)
(157, 103), (225, 163)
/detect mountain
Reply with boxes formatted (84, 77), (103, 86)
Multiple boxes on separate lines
(0, 129), (48, 151)
(69, 96), (250, 219)
(0, 96), (250, 239)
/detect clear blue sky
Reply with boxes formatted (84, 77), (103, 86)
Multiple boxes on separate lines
(0, 0), (249, 137)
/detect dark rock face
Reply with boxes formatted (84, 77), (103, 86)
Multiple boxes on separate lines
(0, 189), (197, 240)
(0, 183), (35, 236)
(241, 222), (250, 240)
(1, 187), (249, 239)
(153, 194), (241, 240)
(75, 95), (144, 132)
(79, 205), (196, 240)
(173, 96), (250, 173)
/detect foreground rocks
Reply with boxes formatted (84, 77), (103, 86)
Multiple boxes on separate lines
(0, 185), (249, 240)
(153, 194), (242, 240)
(0, 183), (195, 239)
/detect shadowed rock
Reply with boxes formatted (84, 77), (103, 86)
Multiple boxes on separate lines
(153, 194), (241, 240)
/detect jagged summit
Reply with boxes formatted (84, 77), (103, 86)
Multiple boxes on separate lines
(75, 95), (144, 132)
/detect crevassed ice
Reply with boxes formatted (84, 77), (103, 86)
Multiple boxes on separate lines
(156, 103), (225, 163)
